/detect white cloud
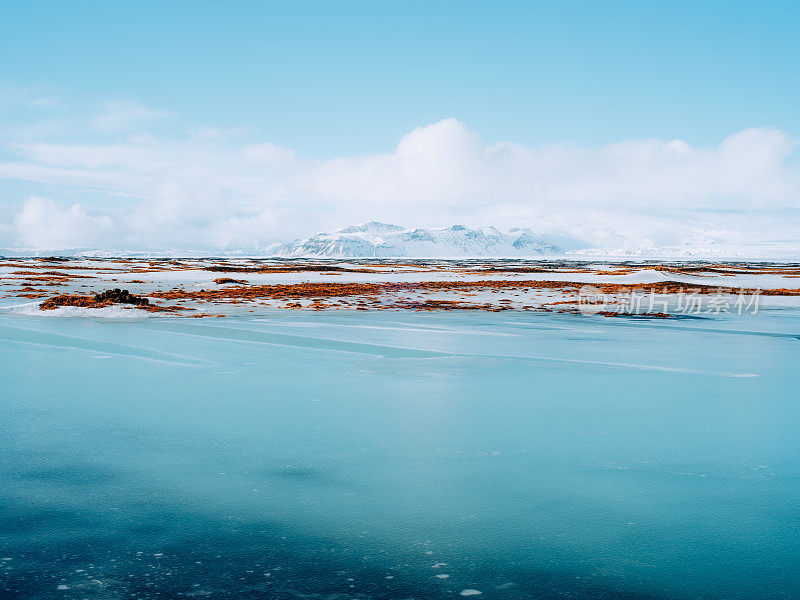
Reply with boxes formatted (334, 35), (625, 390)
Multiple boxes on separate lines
(29, 97), (62, 108)
(90, 100), (171, 134)
(0, 116), (798, 251)
(11, 197), (114, 249)
(308, 121), (800, 212)
(242, 143), (297, 165)
(190, 126), (250, 140)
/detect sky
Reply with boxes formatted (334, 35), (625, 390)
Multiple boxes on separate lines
(0, 0), (798, 251)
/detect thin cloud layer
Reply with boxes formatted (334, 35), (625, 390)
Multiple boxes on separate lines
(90, 100), (171, 134)
(0, 106), (797, 251)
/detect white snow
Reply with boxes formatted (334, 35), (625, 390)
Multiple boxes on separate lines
(268, 222), (561, 257)
(13, 304), (153, 319)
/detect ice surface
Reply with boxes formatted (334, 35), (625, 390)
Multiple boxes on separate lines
(2, 309), (800, 599)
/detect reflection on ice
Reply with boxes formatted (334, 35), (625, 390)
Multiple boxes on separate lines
(1, 310), (799, 599)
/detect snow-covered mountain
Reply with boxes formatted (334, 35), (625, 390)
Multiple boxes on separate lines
(10, 220), (793, 259)
(268, 222), (564, 258)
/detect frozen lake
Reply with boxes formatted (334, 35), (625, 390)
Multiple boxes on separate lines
(2, 310), (799, 599)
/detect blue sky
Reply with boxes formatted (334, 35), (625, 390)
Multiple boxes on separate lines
(3, 0), (799, 154)
(0, 1), (798, 250)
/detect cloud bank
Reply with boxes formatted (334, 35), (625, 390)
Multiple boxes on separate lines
(0, 104), (798, 252)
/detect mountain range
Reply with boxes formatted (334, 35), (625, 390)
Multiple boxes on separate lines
(3, 221), (798, 259)
(267, 222), (568, 258)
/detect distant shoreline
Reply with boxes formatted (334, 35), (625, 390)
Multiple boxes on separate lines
(2, 258), (799, 318)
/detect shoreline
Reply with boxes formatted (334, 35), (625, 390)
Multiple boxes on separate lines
(2, 258), (799, 318)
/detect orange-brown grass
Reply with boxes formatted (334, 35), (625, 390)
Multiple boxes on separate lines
(40, 294), (114, 310)
(40, 292), (186, 313)
(596, 311), (673, 318)
(149, 279), (800, 308)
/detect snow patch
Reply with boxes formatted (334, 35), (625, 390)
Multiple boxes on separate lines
(13, 304), (154, 319)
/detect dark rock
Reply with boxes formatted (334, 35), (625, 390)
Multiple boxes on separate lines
(93, 288), (150, 306)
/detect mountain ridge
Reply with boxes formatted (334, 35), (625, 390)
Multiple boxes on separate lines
(267, 222), (565, 257)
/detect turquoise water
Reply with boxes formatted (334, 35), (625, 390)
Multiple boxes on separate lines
(1, 311), (799, 599)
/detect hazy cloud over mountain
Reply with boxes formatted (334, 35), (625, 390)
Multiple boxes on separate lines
(0, 100), (798, 252)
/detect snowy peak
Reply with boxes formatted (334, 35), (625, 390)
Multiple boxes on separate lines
(338, 221), (405, 235)
(269, 223), (562, 257)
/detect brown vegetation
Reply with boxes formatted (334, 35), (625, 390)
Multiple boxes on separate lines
(40, 289), (183, 313)
(596, 311), (673, 318)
